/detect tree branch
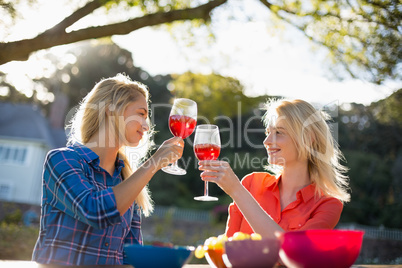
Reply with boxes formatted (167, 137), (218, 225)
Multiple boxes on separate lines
(0, 0), (227, 65)
(42, 0), (105, 33)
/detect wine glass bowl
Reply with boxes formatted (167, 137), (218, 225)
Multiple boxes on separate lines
(193, 124), (221, 201)
(194, 143), (221, 161)
(162, 98), (197, 175)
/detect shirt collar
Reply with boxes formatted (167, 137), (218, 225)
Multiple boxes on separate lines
(71, 143), (125, 169)
(71, 142), (100, 165)
(299, 184), (316, 202)
(264, 173), (282, 189)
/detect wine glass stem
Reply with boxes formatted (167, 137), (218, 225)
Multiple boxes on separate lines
(204, 181), (209, 196)
(171, 160), (179, 169)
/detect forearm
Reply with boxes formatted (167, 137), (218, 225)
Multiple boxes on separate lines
(113, 137), (183, 215)
(112, 158), (158, 215)
(231, 187), (283, 239)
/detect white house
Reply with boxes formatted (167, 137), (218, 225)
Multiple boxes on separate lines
(0, 102), (67, 206)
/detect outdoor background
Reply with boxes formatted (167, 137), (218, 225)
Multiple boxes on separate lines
(0, 0), (401, 264)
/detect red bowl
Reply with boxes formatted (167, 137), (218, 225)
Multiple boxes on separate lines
(279, 230), (364, 268)
(223, 238), (281, 268)
(205, 248), (227, 268)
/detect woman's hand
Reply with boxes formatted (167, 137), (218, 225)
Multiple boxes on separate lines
(198, 160), (243, 197)
(149, 137), (184, 171)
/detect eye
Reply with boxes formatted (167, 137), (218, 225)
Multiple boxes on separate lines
(138, 112), (147, 118)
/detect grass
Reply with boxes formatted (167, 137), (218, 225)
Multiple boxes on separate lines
(0, 222), (38, 260)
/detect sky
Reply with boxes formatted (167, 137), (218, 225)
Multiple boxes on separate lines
(0, 0), (400, 106)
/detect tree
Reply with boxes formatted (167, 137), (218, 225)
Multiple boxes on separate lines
(1, 0), (401, 84)
(260, 0), (401, 84)
(169, 72), (267, 121)
(0, 72), (35, 104)
(371, 88), (402, 127)
(337, 92), (402, 227)
(0, 0), (226, 64)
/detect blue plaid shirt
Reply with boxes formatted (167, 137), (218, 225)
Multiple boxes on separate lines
(32, 143), (142, 265)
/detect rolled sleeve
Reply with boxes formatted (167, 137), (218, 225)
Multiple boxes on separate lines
(44, 149), (121, 229)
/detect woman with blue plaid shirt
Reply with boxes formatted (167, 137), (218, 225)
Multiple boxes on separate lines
(32, 74), (184, 265)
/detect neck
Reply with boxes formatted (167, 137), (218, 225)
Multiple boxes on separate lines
(280, 160), (310, 195)
(84, 127), (121, 176)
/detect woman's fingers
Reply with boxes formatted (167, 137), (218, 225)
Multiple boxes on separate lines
(199, 160), (226, 167)
(150, 137), (185, 170)
(200, 171), (220, 179)
(197, 160), (242, 197)
(198, 160), (229, 171)
(165, 136), (184, 147)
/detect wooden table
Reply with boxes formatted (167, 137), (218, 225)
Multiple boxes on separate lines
(1, 261), (401, 268)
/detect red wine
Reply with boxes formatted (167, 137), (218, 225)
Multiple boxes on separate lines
(169, 115), (197, 139)
(194, 144), (221, 160)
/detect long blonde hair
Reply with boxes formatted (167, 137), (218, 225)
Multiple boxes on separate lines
(67, 73), (154, 216)
(263, 99), (350, 203)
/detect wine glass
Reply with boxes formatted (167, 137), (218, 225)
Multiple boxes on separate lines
(162, 98), (197, 175)
(193, 124), (221, 201)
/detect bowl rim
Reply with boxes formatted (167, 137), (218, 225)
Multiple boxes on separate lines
(225, 237), (281, 243)
(124, 244), (195, 252)
(283, 229), (365, 236)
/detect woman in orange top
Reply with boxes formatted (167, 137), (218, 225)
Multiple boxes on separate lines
(199, 99), (350, 239)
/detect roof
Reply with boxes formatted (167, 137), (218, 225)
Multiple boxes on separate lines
(0, 102), (67, 148)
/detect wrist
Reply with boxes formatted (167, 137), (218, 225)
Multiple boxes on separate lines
(228, 180), (245, 199)
(142, 157), (160, 175)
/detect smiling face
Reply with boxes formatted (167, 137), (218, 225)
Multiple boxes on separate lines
(263, 117), (300, 167)
(122, 96), (150, 147)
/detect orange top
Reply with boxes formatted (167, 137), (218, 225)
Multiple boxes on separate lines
(225, 172), (343, 237)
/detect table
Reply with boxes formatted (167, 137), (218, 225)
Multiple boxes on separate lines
(1, 261), (401, 268)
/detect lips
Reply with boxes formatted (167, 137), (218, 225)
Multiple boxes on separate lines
(268, 148), (280, 155)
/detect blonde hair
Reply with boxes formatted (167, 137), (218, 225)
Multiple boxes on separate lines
(67, 73), (154, 216)
(263, 99), (350, 203)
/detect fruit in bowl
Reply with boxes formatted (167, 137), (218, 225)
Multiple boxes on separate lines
(195, 234), (228, 268)
(279, 229), (364, 268)
(124, 243), (194, 268)
(195, 232), (270, 268)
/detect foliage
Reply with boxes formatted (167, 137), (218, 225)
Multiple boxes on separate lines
(170, 72), (267, 121)
(0, 0), (226, 64)
(0, 72), (36, 104)
(371, 88), (402, 127)
(0, 223), (38, 260)
(30, 40), (172, 119)
(0, 0), (36, 20)
(337, 98), (402, 228)
(341, 150), (397, 226)
(1, 0), (401, 84)
(261, 0), (402, 84)
(1, 209), (23, 225)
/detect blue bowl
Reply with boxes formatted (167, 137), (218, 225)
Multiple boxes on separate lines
(124, 244), (194, 268)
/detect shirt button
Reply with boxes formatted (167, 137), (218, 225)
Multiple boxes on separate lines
(105, 242), (109, 247)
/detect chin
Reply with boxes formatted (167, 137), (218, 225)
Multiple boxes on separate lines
(268, 157), (285, 166)
(125, 140), (140, 147)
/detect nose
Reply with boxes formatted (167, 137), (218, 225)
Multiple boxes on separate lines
(142, 120), (150, 132)
(263, 132), (275, 147)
